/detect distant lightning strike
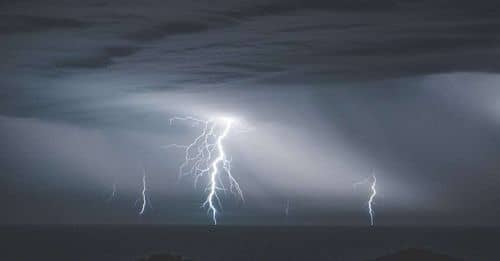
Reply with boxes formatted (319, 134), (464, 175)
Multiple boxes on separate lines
(368, 175), (376, 226)
(139, 168), (147, 215)
(354, 173), (377, 226)
(107, 183), (117, 201)
(168, 116), (245, 225)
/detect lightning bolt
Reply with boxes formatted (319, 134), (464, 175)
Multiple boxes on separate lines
(368, 175), (376, 226)
(353, 173), (377, 226)
(167, 116), (245, 225)
(139, 168), (147, 215)
(285, 200), (290, 217)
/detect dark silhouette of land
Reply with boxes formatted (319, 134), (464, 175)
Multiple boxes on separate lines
(138, 248), (463, 261)
(372, 248), (464, 261)
(138, 253), (192, 261)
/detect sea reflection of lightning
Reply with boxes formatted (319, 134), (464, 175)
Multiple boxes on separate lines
(353, 174), (377, 226)
(167, 116), (244, 225)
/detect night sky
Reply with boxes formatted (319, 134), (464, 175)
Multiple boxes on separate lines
(1, 0), (500, 225)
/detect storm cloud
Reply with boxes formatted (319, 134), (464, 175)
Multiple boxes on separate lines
(1, 0), (500, 225)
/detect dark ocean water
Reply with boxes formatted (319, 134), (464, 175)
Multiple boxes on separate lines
(1, 225), (497, 261)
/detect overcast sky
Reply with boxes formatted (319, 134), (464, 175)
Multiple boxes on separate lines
(1, 0), (500, 225)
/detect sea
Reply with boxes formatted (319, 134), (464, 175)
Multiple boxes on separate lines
(1, 225), (497, 260)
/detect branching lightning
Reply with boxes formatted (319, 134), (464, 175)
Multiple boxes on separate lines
(353, 173), (377, 226)
(167, 116), (246, 225)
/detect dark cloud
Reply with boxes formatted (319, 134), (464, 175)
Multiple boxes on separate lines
(2, 0), (500, 82)
(115, 1), (500, 83)
(56, 46), (141, 69)
(125, 21), (210, 42)
(0, 14), (88, 35)
(213, 62), (282, 73)
(216, 0), (398, 20)
(279, 23), (368, 33)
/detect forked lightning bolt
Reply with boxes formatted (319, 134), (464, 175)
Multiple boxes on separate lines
(167, 116), (245, 224)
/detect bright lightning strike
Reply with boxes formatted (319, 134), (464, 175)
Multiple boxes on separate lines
(353, 173), (378, 226)
(368, 175), (376, 226)
(168, 116), (246, 225)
